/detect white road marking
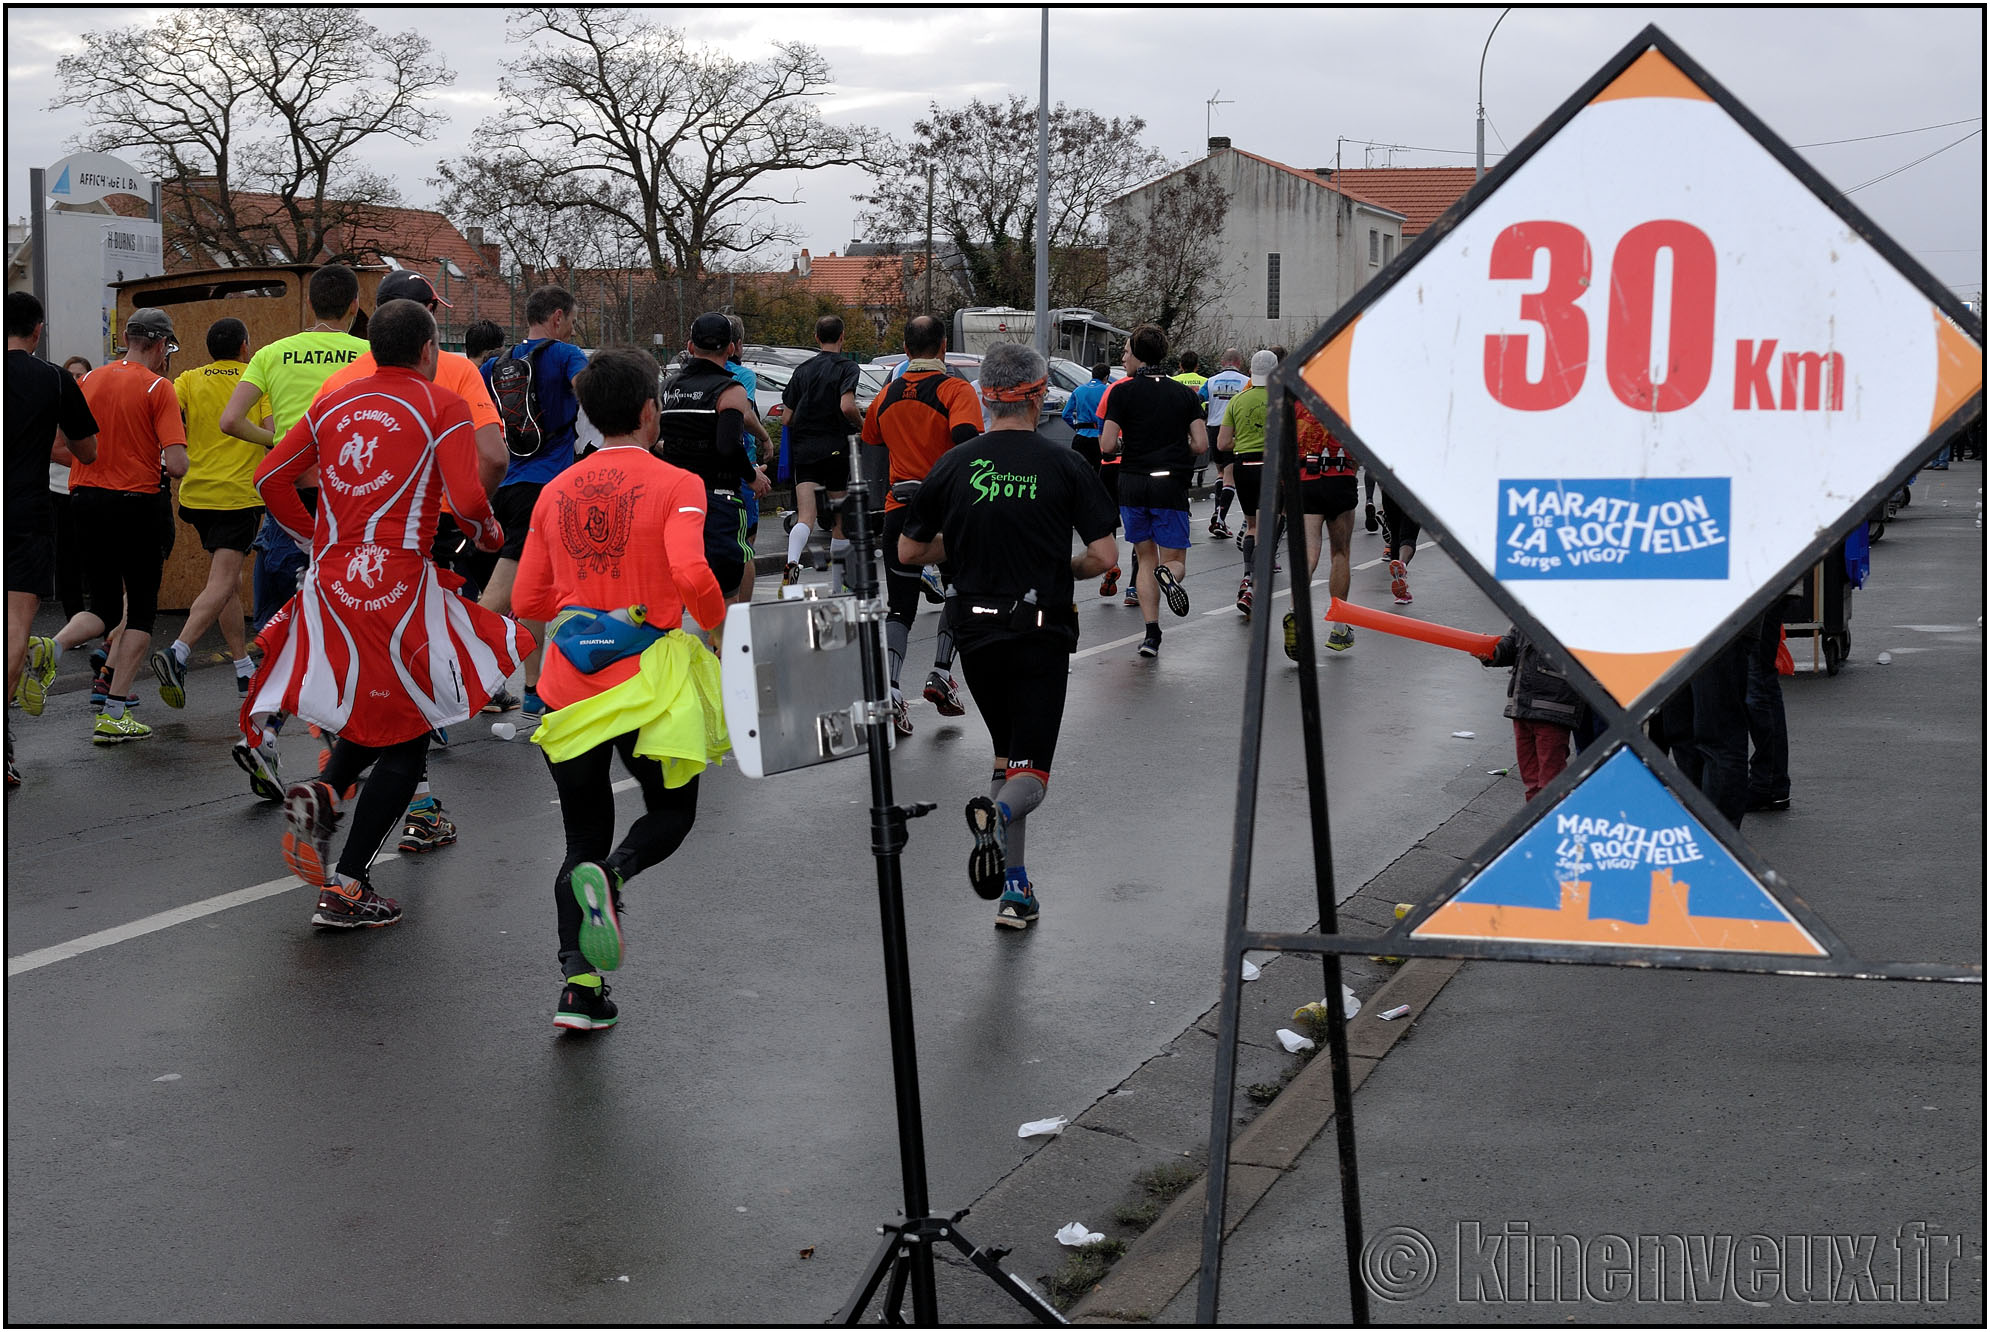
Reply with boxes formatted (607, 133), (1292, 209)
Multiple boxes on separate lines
(8, 853), (402, 977)
(1071, 632), (1152, 661)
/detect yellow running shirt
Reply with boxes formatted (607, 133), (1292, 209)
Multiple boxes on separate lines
(175, 359), (270, 510)
(242, 329), (368, 440)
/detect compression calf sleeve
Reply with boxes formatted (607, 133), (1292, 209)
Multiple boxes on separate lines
(886, 618), (910, 690)
(787, 521), (811, 566)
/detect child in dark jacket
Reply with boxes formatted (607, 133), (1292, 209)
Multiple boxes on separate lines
(1482, 628), (1588, 800)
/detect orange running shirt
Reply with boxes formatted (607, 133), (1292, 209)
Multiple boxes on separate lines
(70, 359), (188, 494)
(512, 446), (727, 709)
(860, 369), (984, 509)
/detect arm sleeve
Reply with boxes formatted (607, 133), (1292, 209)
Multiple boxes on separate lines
(58, 376), (99, 441)
(149, 378), (187, 447)
(668, 476), (727, 630)
(901, 456), (949, 543)
(1070, 453), (1120, 544)
(946, 381), (985, 439)
(255, 413), (320, 541)
(435, 402), (503, 551)
(511, 489), (558, 623)
(859, 392), (885, 447)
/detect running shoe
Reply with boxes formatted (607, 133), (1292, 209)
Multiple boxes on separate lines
(1122, 584), (1140, 608)
(520, 687), (544, 725)
(312, 877), (402, 929)
(89, 669), (113, 713)
(781, 561), (804, 588)
(397, 796), (458, 854)
(964, 795), (1008, 900)
(481, 686), (519, 714)
(1236, 576), (1253, 619)
(1208, 516), (1233, 540)
(923, 670), (966, 717)
(1326, 624), (1355, 653)
(282, 780), (340, 886)
(1098, 566), (1120, 598)
(429, 727), (450, 747)
(236, 672), (252, 696)
(5, 756), (18, 790)
(918, 566), (947, 604)
(554, 976), (618, 1032)
(1282, 611), (1301, 662)
(231, 738), (284, 802)
(149, 647), (187, 709)
(1389, 559), (1412, 604)
(570, 862), (626, 973)
(91, 713), (152, 745)
(891, 690), (914, 738)
(1154, 564), (1190, 617)
(1138, 629), (1161, 659)
(1364, 501), (1379, 533)
(18, 637), (58, 717)
(88, 647), (108, 678)
(994, 882), (1041, 930)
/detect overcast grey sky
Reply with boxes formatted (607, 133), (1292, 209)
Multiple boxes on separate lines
(7, 5), (1982, 297)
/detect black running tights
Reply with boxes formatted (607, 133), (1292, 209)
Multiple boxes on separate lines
(544, 731), (700, 974)
(323, 733), (431, 882)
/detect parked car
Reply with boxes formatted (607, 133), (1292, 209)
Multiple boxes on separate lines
(870, 352), (1071, 439)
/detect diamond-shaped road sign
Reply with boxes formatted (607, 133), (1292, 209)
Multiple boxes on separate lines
(1297, 29), (1983, 709)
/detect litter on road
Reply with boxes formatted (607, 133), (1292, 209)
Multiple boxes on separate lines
(1018, 1116), (1069, 1138)
(1451, 730), (1475, 739)
(1276, 1029), (1316, 1053)
(1055, 1222), (1106, 1247)
(1378, 1004), (1413, 1021)
(1241, 959), (1261, 982)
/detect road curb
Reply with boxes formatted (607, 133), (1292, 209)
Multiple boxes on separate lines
(1068, 958), (1466, 1323)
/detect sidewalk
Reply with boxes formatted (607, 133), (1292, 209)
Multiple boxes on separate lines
(1033, 463), (1984, 1323)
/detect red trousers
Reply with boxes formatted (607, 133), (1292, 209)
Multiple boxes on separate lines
(1513, 719), (1573, 801)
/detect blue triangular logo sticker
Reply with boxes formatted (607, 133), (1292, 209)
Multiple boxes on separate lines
(50, 166), (70, 196)
(1414, 748), (1825, 956)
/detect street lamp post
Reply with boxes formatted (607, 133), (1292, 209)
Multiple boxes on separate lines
(1477, 7), (1512, 180)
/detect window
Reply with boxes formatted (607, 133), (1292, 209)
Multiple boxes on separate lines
(1267, 252), (1281, 320)
(1369, 230), (1380, 265)
(1383, 234), (1396, 263)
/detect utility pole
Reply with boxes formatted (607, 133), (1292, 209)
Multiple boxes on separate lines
(924, 164), (935, 314)
(1477, 7), (1511, 180)
(1032, 7), (1050, 358)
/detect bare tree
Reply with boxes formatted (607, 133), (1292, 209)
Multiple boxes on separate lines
(440, 8), (877, 280)
(1107, 165), (1233, 353)
(51, 8), (453, 266)
(857, 97), (1169, 313)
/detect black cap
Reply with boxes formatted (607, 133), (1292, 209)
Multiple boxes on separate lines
(377, 269), (451, 308)
(125, 307), (176, 341)
(689, 311), (733, 351)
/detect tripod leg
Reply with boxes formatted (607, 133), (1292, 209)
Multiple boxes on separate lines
(939, 1225), (1067, 1325)
(881, 1245), (911, 1325)
(836, 1230), (902, 1324)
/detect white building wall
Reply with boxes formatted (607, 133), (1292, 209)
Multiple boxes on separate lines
(1112, 149), (1404, 355)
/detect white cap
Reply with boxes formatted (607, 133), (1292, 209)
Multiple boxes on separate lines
(1249, 349), (1279, 386)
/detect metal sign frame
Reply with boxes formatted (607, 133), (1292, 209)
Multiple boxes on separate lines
(1198, 24), (1983, 1326)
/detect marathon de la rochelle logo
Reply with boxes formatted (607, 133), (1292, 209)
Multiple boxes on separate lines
(345, 544), (388, 589)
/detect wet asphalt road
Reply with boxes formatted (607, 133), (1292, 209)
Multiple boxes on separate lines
(7, 510), (1542, 1322)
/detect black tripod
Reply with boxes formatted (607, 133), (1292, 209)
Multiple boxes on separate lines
(828, 454), (1064, 1326)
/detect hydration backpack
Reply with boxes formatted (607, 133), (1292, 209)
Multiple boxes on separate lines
(489, 340), (570, 458)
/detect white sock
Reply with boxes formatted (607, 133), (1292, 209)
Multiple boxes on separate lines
(171, 640), (191, 666)
(234, 656), (255, 677)
(48, 640), (64, 664)
(787, 522), (812, 565)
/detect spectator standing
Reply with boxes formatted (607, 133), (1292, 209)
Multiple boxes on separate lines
(1201, 348), (1249, 538)
(1482, 628), (1587, 801)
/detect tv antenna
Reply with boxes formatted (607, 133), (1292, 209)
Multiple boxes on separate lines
(1206, 90), (1234, 144)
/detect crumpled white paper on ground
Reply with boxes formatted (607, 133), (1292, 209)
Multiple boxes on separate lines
(1241, 959), (1261, 982)
(1342, 984), (1361, 1019)
(1276, 1028), (1316, 1053)
(1018, 1116), (1069, 1138)
(1055, 1222), (1106, 1247)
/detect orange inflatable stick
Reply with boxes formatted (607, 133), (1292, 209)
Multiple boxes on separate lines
(1326, 597), (1502, 660)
